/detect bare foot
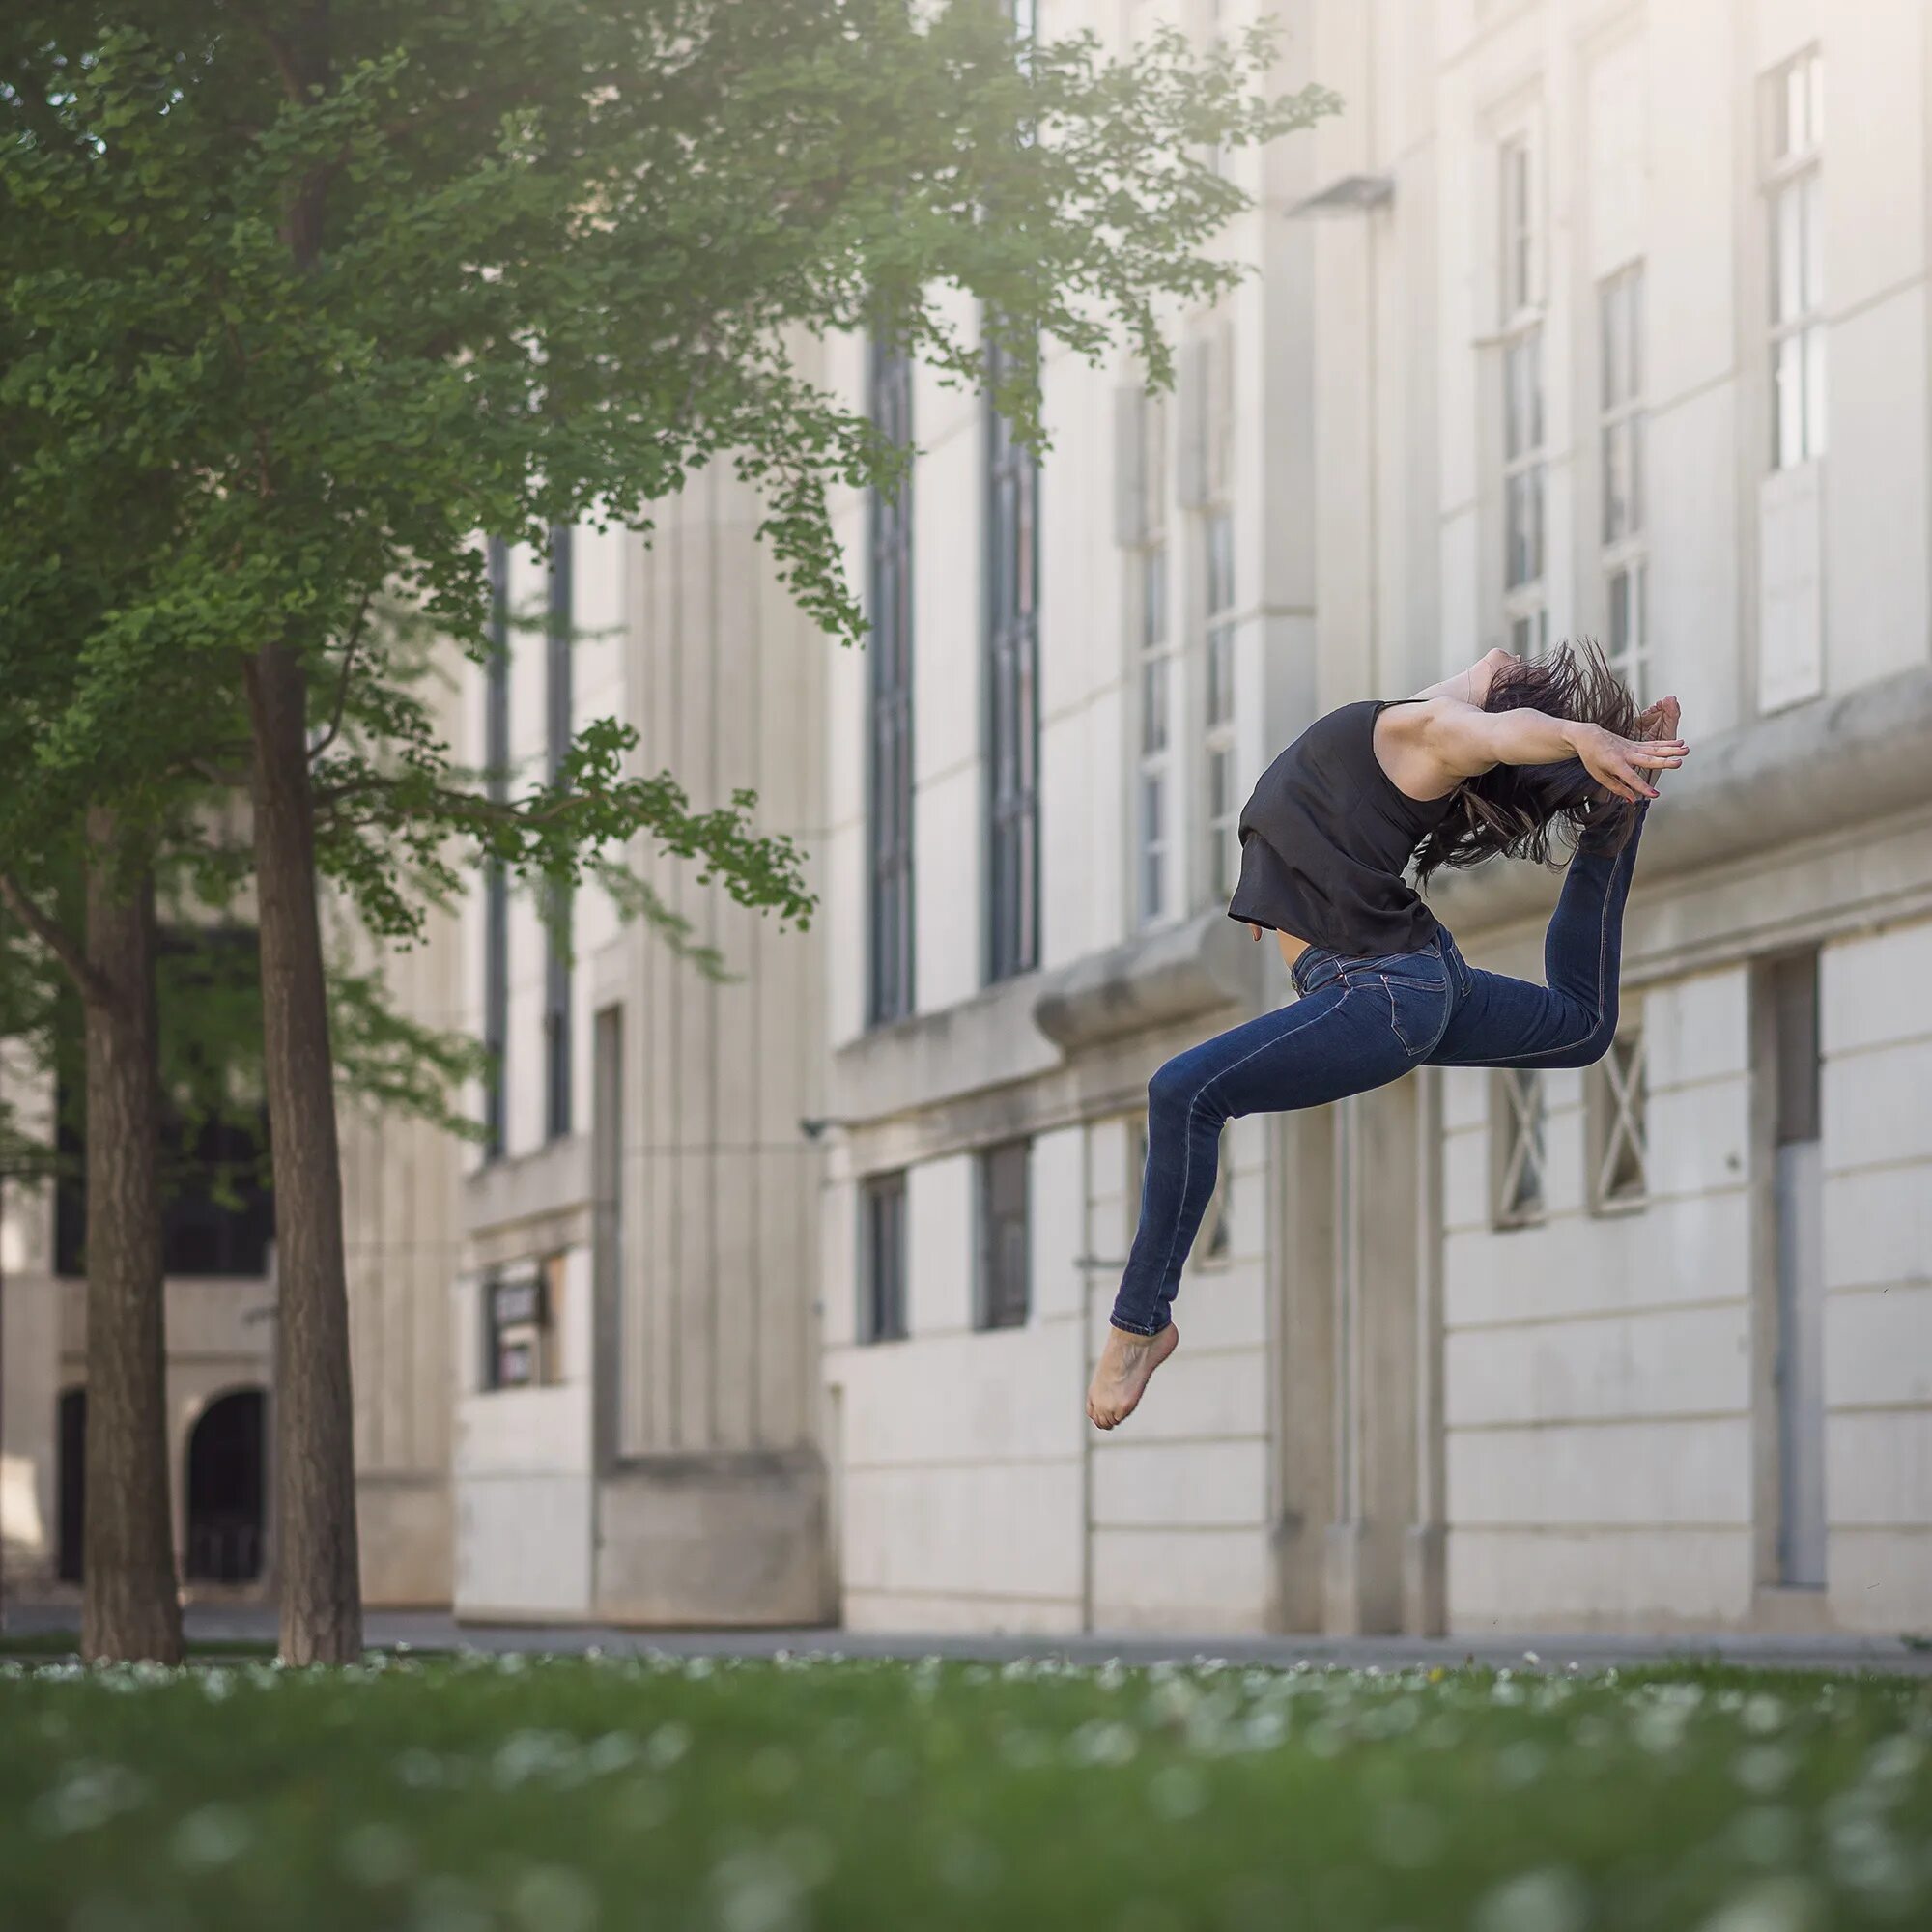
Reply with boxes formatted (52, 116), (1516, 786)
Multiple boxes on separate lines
(1635, 693), (1682, 753)
(1086, 1322), (1179, 1431)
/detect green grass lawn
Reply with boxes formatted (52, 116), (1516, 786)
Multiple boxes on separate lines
(2, 1652), (1928, 1931)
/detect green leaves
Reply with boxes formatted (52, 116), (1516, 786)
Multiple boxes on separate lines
(2, 0), (1331, 1097)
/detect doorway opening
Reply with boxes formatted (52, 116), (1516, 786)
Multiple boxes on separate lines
(185, 1388), (267, 1584)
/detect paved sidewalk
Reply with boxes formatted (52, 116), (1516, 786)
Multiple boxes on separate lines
(10, 1602), (1931, 1674)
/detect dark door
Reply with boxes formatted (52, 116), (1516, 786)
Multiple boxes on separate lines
(185, 1389), (266, 1583)
(56, 1388), (86, 1582)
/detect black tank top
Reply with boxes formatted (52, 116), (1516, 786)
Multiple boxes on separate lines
(1225, 698), (1457, 958)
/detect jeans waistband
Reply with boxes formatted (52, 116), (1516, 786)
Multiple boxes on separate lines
(1292, 926), (1455, 999)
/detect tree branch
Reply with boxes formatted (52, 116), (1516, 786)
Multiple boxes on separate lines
(307, 587), (374, 763)
(0, 871), (110, 1005)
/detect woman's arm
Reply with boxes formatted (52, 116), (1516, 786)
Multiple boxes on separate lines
(1380, 696), (1687, 803)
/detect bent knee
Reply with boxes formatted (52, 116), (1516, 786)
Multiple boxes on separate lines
(1553, 1014), (1618, 1069)
(1149, 1052), (1217, 1116)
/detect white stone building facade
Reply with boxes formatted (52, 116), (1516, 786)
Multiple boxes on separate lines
(816, 0), (1932, 1638)
(11, 0), (1931, 1643)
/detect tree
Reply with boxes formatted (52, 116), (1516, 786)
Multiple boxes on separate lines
(2, 1), (1333, 1662)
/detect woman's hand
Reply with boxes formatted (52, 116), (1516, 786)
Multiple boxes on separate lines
(1249, 922), (1264, 941)
(1564, 721), (1688, 803)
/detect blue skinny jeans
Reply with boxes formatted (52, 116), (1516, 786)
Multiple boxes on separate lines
(1110, 811), (1646, 1337)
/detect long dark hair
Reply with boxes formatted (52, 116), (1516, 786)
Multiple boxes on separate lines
(1412, 639), (1640, 884)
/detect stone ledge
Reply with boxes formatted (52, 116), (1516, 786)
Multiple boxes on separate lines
(830, 968), (1061, 1124)
(829, 907), (1270, 1126)
(1032, 905), (1270, 1054)
(1425, 662), (1932, 934)
(465, 1133), (591, 1241)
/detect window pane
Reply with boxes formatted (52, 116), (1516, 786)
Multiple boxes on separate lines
(1206, 624), (1235, 727)
(1629, 412), (1644, 535)
(1800, 172), (1823, 312)
(1804, 322), (1827, 461)
(1600, 277), (1626, 411)
(1774, 332), (1804, 469)
(1506, 467), (1544, 588)
(1505, 339), (1529, 458)
(1141, 849), (1164, 925)
(1772, 182), (1804, 326)
(1603, 420), (1634, 545)
(1628, 269), (1644, 399)
(1141, 657), (1168, 753)
(1208, 746), (1233, 820)
(1141, 545), (1167, 651)
(1206, 510), (1235, 614)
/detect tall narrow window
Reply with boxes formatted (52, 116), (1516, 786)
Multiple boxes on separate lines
(1179, 320), (1236, 908)
(1492, 1067), (1547, 1228)
(1588, 1026), (1648, 1210)
(985, 329), (1040, 984)
(545, 524), (573, 1142)
(861, 1170), (908, 1343)
(1766, 50), (1824, 469)
(1202, 507), (1238, 899)
(1600, 263), (1648, 699)
(977, 1139), (1031, 1330)
(484, 536), (511, 1160)
(1121, 387), (1173, 927)
(1498, 133), (1547, 659)
(867, 337), (916, 1025)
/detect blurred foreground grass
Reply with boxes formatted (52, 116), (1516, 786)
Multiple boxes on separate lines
(2, 1651), (1928, 1931)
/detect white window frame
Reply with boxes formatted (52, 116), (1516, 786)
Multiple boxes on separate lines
(1202, 504), (1238, 904)
(1765, 48), (1824, 471)
(1587, 1027), (1649, 1213)
(1497, 129), (1547, 659)
(1128, 389), (1176, 929)
(1491, 1067), (1548, 1230)
(1600, 262), (1648, 701)
(1180, 317), (1238, 909)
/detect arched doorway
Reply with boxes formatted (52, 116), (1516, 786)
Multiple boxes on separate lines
(56, 1387), (86, 1582)
(185, 1388), (266, 1584)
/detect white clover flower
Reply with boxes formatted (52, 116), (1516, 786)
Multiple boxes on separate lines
(509, 1863), (599, 1932)
(1471, 1865), (1588, 1932)
(710, 1848), (805, 1932)
(171, 1804), (253, 1872)
(644, 1720), (691, 1771)
(1693, 1876), (1824, 1932)
(1732, 1745), (1796, 1798)
(582, 1732), (640, 1778)
(32, 1762), (149, 1838)
(1065, 1719), (1140, 1767)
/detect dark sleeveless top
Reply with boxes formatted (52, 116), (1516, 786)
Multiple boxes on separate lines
(1226, 698), (1457, 958)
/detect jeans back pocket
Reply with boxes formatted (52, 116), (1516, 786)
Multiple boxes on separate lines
(1367, 953), (1453, 1056)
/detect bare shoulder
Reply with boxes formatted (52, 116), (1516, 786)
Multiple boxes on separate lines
(1373, 696), (1476, 801)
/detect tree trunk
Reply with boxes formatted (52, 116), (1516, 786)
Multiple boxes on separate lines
(246, 639), (362, 1664)
(80, 814), (183, 1664)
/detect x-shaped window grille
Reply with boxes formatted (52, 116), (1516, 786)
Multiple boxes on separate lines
(1592, 1031), (1648, 1208)
(1494, 1068), (1547, 1226)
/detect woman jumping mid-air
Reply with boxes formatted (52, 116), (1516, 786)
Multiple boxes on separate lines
(1086, 640), (1686, 1431)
